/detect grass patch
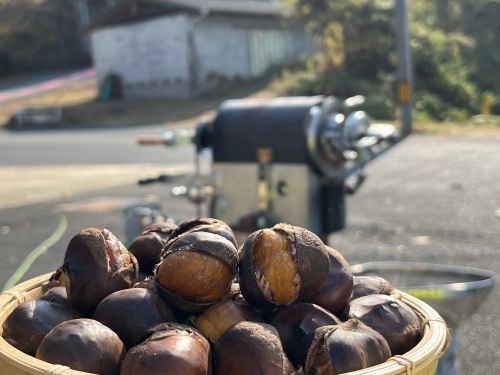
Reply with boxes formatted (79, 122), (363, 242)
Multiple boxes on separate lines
(0, 77), (98, 125)
(1, 71), (499, 136)
(412, 118), (500, 135)
(0, 75), (277, 129)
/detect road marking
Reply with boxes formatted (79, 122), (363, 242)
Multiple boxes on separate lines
(2, 205), (67, 291)
(0, 68), (96, 103)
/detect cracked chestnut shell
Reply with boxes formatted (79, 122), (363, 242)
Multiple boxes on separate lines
(92, 287), (176, 349)
(61, 227), (139, 315)
(266, 302), (341, 368)
(346, 294), (421, 355)
(155, 229), (239, 313)
(128, 221), (177, 274)
(1, 299), (84, 356)
(305, 319), (391, 374)
(350, 275), (396, 301)
(239, 224), (329, 312)
(213, 321), (297, 375)
(164, 217), (238, 250)
(192, 299), (263, 344)
(306, 246), (353, 315)
(36, 318), (126, 375)
(120, 323), (211, 375)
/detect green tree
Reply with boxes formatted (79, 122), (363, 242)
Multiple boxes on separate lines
(460, 1), (500, 94)
(284, 0), (396, 93)
(282, 0), (499, 120)
(409, 1), (478, 119)
(0, 0), (87, 77)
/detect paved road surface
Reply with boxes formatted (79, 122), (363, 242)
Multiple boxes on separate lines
(0, 130), (499, 375)
(0, 124), (195, 208)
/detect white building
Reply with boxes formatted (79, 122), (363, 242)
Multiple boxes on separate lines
(81, 0), (312, 99)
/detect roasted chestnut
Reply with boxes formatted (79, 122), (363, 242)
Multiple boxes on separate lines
(266, 302), (341, 368)
(128, 221), (177, 274)
(350, 275), (396, 301)
(193, 299), (263, 344)
(92, 287), (176, 348)
(155, 228), (239, 313)
(38, 286), (69, 306)
(304, 319), (391, 374)
(345, 294), (421, 355)
(213, 321), (297, 375)
(306, 246), (353, 315)
(164, 217), (237, 250)
(238, 223), (329, 312)
(36, 318), (126, 375)
(120, 323), (211, 375)
(1, 299), (84, 356)
(61, 227), (139, 315)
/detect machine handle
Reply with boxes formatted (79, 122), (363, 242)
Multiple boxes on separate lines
(138, 177), (159, 185)
(137, 136), (170, 145)
(138, 129), (196, 146)
(138, 174), (178, 185)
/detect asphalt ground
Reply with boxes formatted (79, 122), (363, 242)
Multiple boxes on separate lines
(0, 132), (499, 374)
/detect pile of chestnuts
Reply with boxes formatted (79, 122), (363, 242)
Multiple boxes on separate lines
(2, 218), (422, 375)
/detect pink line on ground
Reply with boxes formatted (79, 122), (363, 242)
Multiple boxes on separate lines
(0, 68), (96, 103)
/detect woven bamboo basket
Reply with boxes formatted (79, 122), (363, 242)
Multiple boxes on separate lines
(0, 272), (450, 375)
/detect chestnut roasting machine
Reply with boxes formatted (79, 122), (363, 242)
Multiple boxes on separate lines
(138, 95), (409, 237)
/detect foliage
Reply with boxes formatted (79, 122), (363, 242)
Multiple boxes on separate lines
(281, 0), (500, 122)
(0, 0), (88, 77)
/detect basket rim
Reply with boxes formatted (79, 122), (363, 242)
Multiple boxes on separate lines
(0, 272), (91, 375)
(0, 273), (450, 375)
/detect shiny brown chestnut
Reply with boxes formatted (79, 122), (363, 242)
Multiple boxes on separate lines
(1, 299), (84, 356)
(36, 318), (126, 375)
(92, 287), (176, 349)
(266, 302), (341, 368)
(120, 323), (211, 375)
(306, 246), (353, 315)
(192, 299), (263, 344)
(238, 223), (329, 312)
(61, 227), (139, 315)
(133, 276), (193, 323)
(164, 217), (238, 250)
(128, 221), (177, 274)
(350, 275), (396, 301)
(38, 285), (69, 306)
(155, 230), (239, 313)
(213, 321), (297, 375)
(305, 319), (391, 374)
(346, 294), (421, 355)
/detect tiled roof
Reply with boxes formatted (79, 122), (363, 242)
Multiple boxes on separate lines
(86, 0), (282, 31)
(153, 0), (281, 16)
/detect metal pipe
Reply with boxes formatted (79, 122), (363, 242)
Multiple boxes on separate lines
(394, 0), (413, 137)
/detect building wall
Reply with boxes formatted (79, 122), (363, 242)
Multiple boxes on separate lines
(193, 15), (312, 94)
(90, 13), (312, 99)
(90, 15), (192, 99)
(193, 15), (252, 92)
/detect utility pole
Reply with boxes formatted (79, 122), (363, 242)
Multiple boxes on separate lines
(394, 0), (413, 137)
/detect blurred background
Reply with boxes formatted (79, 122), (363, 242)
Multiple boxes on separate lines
(0, 0), (499, 128)
(0, 1), (499, 375)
